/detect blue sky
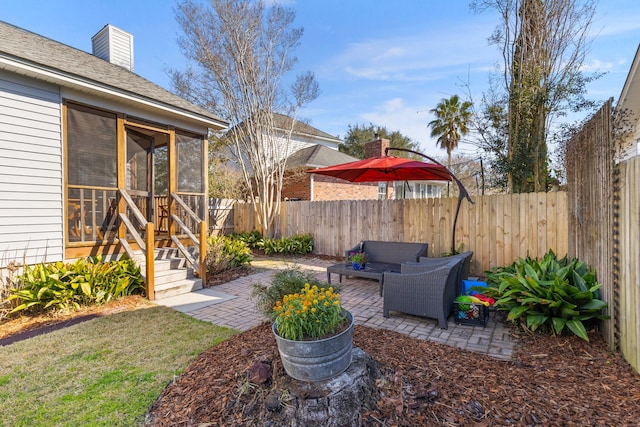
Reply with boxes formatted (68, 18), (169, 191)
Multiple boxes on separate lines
(3, 0), (639, 158)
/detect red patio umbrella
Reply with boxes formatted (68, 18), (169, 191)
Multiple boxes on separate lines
(308, 147), (474, 254)
(308, 155), (453, 183)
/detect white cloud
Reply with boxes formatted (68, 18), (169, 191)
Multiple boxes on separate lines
(581, 58), (616, 72)
(319, 22), (496, 84)
(593, 15), (640, 37)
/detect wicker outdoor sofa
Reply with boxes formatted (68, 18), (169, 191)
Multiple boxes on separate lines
(382, 251), (473, 329)
(326, 240), (429, 296)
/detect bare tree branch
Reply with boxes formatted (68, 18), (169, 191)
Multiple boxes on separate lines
(171, 0), (319, 236)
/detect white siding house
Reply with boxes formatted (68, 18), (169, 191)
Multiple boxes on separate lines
(616, 44), (640, 162)
(0, 20), (227, 273)
(0, 72), (63, 264)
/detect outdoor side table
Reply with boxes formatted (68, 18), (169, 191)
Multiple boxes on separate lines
(326, 263), (396, 296)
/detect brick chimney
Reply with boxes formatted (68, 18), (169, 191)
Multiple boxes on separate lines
(364, 133), (390, 158)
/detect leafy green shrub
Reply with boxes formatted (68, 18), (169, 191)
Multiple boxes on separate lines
(252, 266), (338, 321)
(258, 233), (313, 255)
(8, 257), (144, 314)
(206, 235), (253, 275)
(483, 250), (608, 341)
(230, 230), (263, 249)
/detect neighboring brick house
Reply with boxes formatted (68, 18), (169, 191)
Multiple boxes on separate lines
(283, 136), (445, 201)
(282, 144), (378, 201)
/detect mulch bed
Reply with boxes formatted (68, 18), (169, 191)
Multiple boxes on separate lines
(145, 322), (640, 426)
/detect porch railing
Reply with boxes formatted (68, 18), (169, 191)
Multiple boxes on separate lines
(118, 189), (155, 300)
(170, 192), (207, 283)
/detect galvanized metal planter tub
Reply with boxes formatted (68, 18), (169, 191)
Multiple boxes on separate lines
(272, 311), (354, 382)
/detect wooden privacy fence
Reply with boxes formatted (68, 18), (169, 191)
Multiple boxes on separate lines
(234, 192), (569, 276)
(565, 99), (617, 350)
(616, 156), (640, 371)
(209, 198), (235, 235)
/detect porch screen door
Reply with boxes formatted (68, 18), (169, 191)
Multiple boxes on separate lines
(126, 130), (154, 229)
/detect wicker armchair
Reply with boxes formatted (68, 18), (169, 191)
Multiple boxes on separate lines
(415, 251), (474, 295)
(382, 257), (463, 329)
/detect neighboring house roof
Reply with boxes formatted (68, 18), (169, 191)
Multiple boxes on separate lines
(227, 112), (341, 145)
(272, 113), (342, 146)
(0, 20), (227, 129)
(286, 144), (358, 169)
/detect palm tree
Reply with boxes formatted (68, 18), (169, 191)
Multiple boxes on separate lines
(428, 95), (472, 167)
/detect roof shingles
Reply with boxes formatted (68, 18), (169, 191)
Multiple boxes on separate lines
(0, 20), (226, 127)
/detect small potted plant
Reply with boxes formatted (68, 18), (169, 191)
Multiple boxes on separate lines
(349, 251), (368, 270)
(272, 283), (353, 381)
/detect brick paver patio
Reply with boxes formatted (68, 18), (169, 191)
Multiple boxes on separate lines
(156, 256), (516, 361)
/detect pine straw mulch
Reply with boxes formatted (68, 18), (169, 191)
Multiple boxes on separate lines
(145, 321), (640, 427)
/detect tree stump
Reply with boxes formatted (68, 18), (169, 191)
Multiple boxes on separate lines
(268, 347), (381, 427)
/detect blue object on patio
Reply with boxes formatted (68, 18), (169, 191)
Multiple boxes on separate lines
(462, 280), (487, 296)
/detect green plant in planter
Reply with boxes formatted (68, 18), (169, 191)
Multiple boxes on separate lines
(251, 266), (339, 320)
(349, 252), (368, 266)
(273, 283), (345, 341)
(483, 250), (608, 341)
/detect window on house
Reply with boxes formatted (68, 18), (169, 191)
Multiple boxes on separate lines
(427, 184), (442, 198)
(67, 104), (117, 188)
(378, 182), (387, 199)
(176, 132), (204, 193)
(66, 103), (118, 243)
(176, 131), (206, 230)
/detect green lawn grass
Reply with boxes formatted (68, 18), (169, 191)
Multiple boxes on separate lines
(0, 305), (238, 426)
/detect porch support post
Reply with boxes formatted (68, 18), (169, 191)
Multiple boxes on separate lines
(199, 220), (207, 284)
(168, 128), (177, 237)
(145, 222), (155, 300)
(116, 115), (127, 241)
(200, 134), (208, 284)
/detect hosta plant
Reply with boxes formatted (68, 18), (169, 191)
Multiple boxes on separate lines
(8, 256), (144, 314)
(230, 230), (263, 249)
(258, 233), (314, 255)
(483, 250), (608, 341)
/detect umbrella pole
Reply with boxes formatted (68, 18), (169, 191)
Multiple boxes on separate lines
(385, 147), (474, 254)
